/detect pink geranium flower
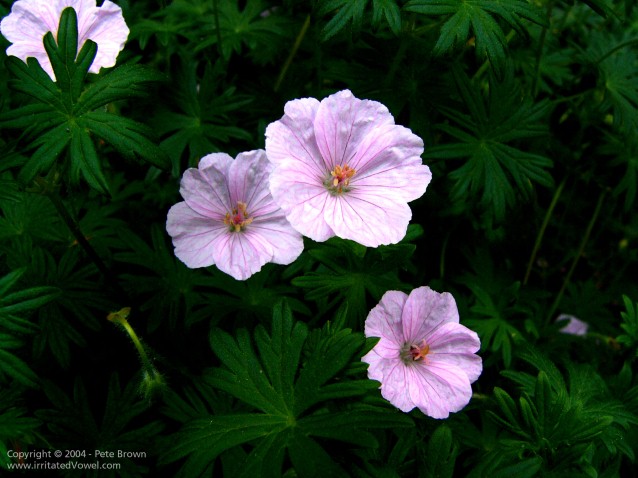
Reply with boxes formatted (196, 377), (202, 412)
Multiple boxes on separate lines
(362, 287), (482, 419)
(1, 0), (129, 80)
(166, 150), (304, 281)
(265, 90), (431, 247)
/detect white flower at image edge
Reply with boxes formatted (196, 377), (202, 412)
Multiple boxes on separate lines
(0, 0), (129, 80)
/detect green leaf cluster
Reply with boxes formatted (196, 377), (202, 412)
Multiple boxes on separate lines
(426, 67), (553, 222)
(405, 0), (545, 76)
(0, 7), (168, 193)
(482, 348), (638, 476)
(161, 301), (412, 476)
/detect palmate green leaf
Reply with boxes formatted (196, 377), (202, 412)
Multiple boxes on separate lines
(423, 425), (458, 478)
(42, 8), (97, 103)
(36, 374), (164, 478)
(0, 268), (58, 386)
(13, 246), (106, 368)
(490, 358), (637, 473)
(404, 0), (546, 75)
(319, 0), (369, 40)
(617, 295), (638, 354)
(162, 301), (413, 476)
(426, 68), (553, 221)
(151, 60), (252, 173)
(292, 236), (414, 327)
(372, 0), (401, 35)
(0, 385), (41, 470)
(114, 226), (216, 332)
(69, 122), (110, 194)
(79, 111), (169, 170)
(0, 334), (38, 387)
(4, 57), (67, 112)
(0, 192), (65, 243)
(197, 0), (289, 62)
(74, 64), (167, 116)
(3, 7), (168, 190)
(161, 414), (289, 477)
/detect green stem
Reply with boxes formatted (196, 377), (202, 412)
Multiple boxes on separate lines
(44, 184), (124, 296)
(471, 30), (516, 81)
(532, 1), (554, 98)
(34, 176), (128, 297)
(545, 189), (606, 325)
(275, 15), (311, 92)
(213, 0), (224, 58)
(595, 38), (638, 65)
(383, 14), (414, 88)
(524, 178), (566, 285)
(120, 316), (151, 366)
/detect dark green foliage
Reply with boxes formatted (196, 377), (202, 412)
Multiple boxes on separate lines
(404, 0), (546, 75)
(0, 8), (168, 193)
(0, 0), (636, 476)
(161, 302), (412, 476)
(426, 67), (553, 222)
(0, 268), (58, 386)
(35, 374), (164, 477)
(150, 60), (253, 175)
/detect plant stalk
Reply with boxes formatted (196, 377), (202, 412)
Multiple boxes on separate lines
(275, 14), (311, 92)
(524, 178), (566, 285)
(545, 189), (606, 324)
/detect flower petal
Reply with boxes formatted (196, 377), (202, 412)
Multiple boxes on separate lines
(427, 322), (482, 383)
(407, 362), (474, 419)
(1, 0), (128, 80)
(269, 162), (335, 242)
(166, 202), (228, 269)
(265, 97), (325, 175)
(77, 0), (129, 73)
(211, 229), (274, 281)
(402, 287), (459, 343)
(327, 192), (413, 247)
(179, 153), (233, 218)
(313, 90), (394, 170)
(349, 123), (430, 203)
(365, 290), (408, 344)
(247, 216), (304, 265)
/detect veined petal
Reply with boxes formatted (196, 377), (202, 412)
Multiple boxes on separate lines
(269, 163), (335, 242)
(212, 230), (274, 281)
(179, 162), (230, 219)
(327, 192), (412, 247)
(227, 150), (274, 216)
(247, 215), (304, 265)
(314, 90), (394, 170)
(402, 287), (460, 343)
(78, 0), (129, 73)
(168, 149), (303, 280)
(350, 123), (430, 203)
(166, 202), (228, 269)
(265, 97), (325, 175)
(1, 0), (129, 80)
(407, 362), (473, 419)
(365, 290), (408, 343)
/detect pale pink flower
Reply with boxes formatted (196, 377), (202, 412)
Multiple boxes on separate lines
(1, 0), (129, 80)
(362, 287), (482, 419)
(166, 150), (304, 281)
(265, 90), (431, 247)
(556, 314), (589, 336)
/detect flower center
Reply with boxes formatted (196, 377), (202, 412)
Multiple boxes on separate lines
(325, 164), (355, 195)
(224, 201), (253, 232)
(400, 339), (430, 364)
